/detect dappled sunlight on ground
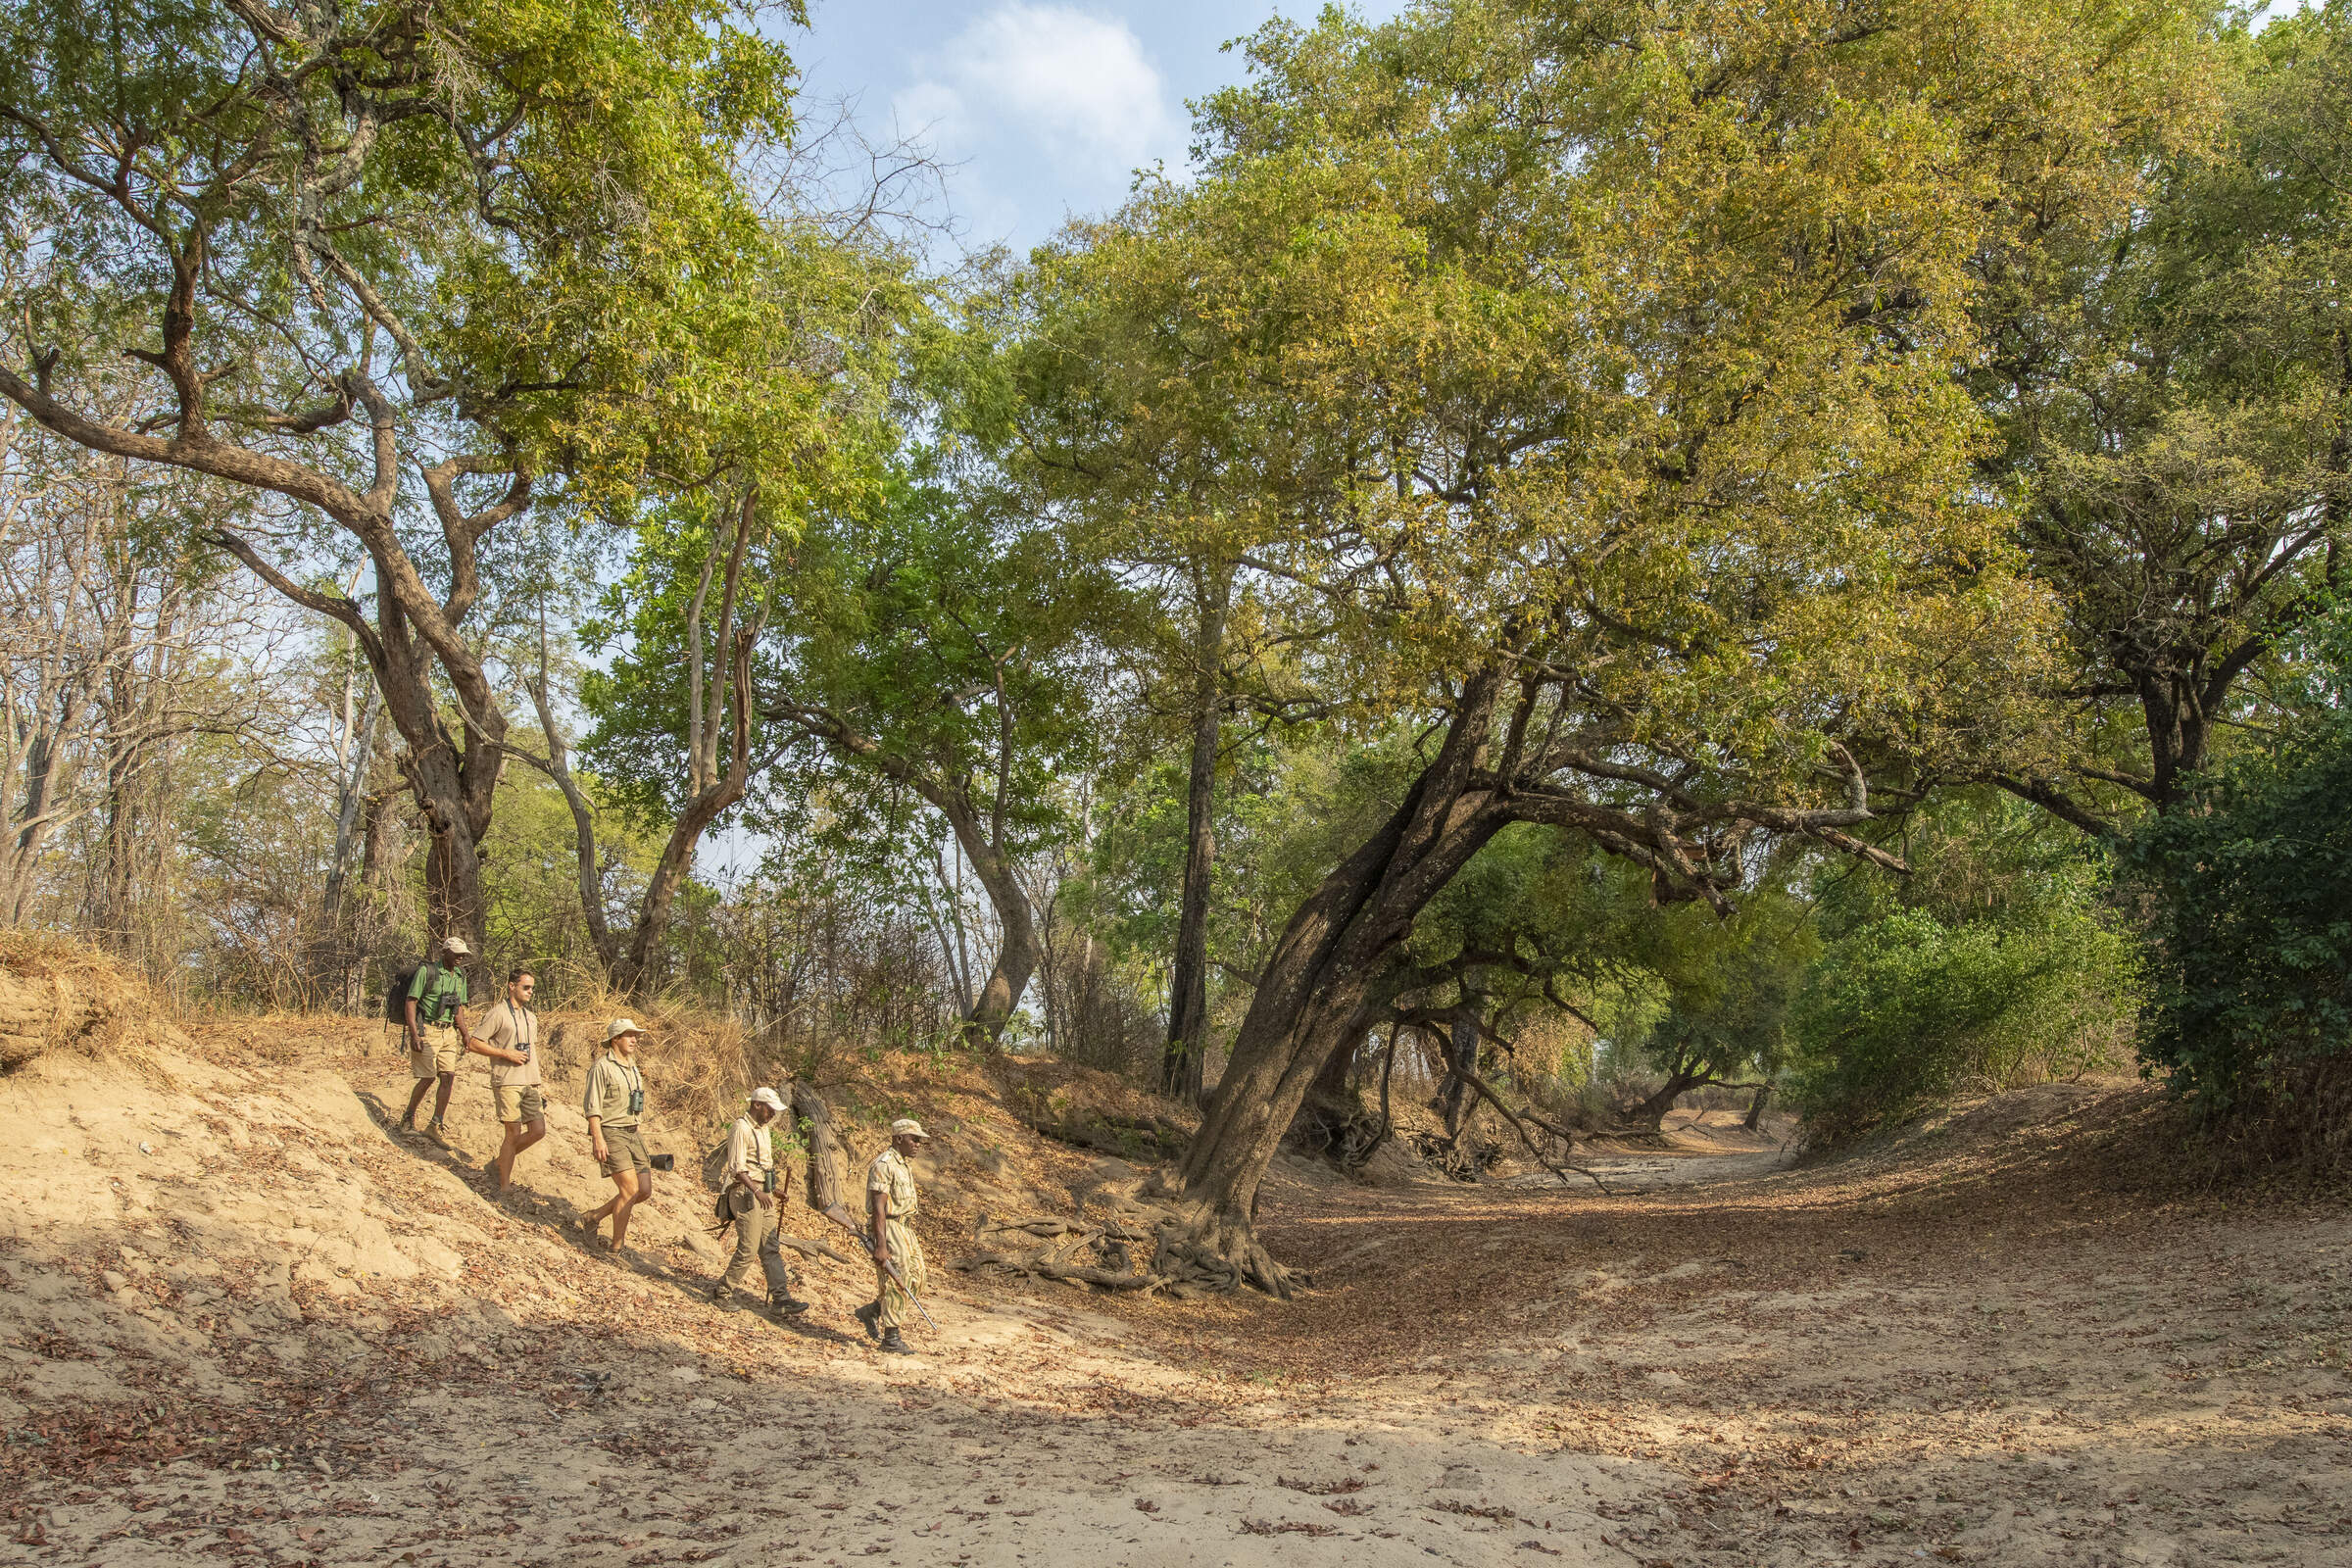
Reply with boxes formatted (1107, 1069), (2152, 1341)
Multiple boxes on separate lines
(2, 1036), (2344, 1566)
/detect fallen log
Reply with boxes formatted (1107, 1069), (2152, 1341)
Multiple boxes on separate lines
(954, 1203), (1260, 1297)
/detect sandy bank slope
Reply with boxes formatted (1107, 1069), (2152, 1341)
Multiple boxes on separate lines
(0, 1042), (1669, 1566)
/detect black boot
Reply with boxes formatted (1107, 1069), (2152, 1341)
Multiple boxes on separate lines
(854, 1301), (881, 1343)
(878, 1328), (911, 1354)
(768, 1292), (809, 1317)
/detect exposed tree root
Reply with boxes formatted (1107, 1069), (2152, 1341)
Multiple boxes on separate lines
(1404, 1126), (1503, 1180)
(1289, 1095), (1392, 1168)
(954, 1250), (1169, 1292)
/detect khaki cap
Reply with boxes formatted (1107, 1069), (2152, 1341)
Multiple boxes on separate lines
(889, 1117), (930, 1141)
(439, 935), (472, 956)
(606, 1016), (645, 1043)
(749, 1087), (786, 1113)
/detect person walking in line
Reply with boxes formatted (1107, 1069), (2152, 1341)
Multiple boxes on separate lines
(854, 1118), (931, 1355)
(712, 1087), (810, 1318)
(581, 1018), (653, 1251)
(399, 936), (473, 1148)
(468, 967), (544, 1194)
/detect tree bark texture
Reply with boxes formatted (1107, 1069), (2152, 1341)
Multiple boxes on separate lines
(1627, 1070), (1708, 1133)
(792, 1082), (848, 1215)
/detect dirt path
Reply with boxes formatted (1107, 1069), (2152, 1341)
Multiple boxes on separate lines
(5, 1057), (2348, 1567)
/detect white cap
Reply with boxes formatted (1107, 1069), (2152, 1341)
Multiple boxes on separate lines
(749, 1087), (786, 1113)
(889, 1117), (930, 1141)
(440, 935), (472, 956)
(605, 1016), (644, 1043)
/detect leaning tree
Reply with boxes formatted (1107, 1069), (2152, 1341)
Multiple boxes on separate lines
(0, 0), (801, 971)
(1081, 0), (2210, 1294)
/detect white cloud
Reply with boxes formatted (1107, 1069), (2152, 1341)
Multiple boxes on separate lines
(893, 4), (1181, 184)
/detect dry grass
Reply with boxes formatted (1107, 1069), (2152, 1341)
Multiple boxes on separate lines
(539, 975), (762, 1153)
(0, 930), (181, 1082)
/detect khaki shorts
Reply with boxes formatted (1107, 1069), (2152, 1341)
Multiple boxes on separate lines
(494, 1084), (545, 1125)
(409, 1024), (462, 1080)
(598, 1124), (651, 1178)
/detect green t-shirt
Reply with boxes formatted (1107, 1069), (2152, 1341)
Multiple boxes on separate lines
(407, 962), (469, 1026)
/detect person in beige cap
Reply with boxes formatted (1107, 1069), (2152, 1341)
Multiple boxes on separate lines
(711, 1087), (809, 1318)
(399, 935), (474, 1147)
(855, 1118), (930, 1354)
(579, 1018), (653, 1250)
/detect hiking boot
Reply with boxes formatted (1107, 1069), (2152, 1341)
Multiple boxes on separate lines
(423, 1120), (453, 1150)
(710, 1290), (741, 1311)
(877, 1328), (912, 1355)
(853, 1301), (881, 1343)
(768, 1294), (810, 1318)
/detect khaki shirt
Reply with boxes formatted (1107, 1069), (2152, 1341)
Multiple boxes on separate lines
(475, 1000), (540, 1088)
(582, 1054), (644, 1129)
(724, 1115), (776, 1193)
(865, 1147), (918, 1222)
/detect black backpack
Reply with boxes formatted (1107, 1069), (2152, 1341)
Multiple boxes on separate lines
(383, 960), (442, 1025)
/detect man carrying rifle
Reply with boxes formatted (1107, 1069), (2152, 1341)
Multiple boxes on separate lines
(854, 1118), (931, 1355)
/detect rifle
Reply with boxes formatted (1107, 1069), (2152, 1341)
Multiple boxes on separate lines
(821, 1201), (939, 1336)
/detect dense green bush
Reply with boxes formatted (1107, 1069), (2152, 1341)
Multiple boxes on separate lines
(1790, 797), (2140, 1142)
(2121, 699), (2352, 1132)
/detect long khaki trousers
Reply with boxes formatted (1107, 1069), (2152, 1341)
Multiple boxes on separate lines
(717, 1196), (793, 1302)
(872, 1218), (927, 1331)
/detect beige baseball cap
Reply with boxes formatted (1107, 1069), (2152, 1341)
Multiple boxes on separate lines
(750, 1087), (786, 1113)
(889, 1117), (930, 1141)
(440, 935), (472, 956)
(605, 1016), (645, 1043)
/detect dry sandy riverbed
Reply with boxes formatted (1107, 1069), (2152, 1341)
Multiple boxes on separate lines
(3, 1051), (2346, 1567)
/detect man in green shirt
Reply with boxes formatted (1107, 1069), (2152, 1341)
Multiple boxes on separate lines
(399, 936), (473, 1149)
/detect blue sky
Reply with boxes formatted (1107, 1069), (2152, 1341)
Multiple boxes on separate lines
(788, 1), (1403, 256)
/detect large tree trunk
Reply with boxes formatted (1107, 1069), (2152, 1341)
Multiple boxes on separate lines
(1159, 673), (1513, 1295)
(1147, 656), (1899, 1294)
(1625, 1071), (1707, 1133)
(950, 822), (1038, 1049)
(390, 597), (503, 994)
(792, 1082), (849, 1214)
(1437, 1002), (1479, 1139)
(1162, 565), (1229, 1104)
(320, 662), (382, 925)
